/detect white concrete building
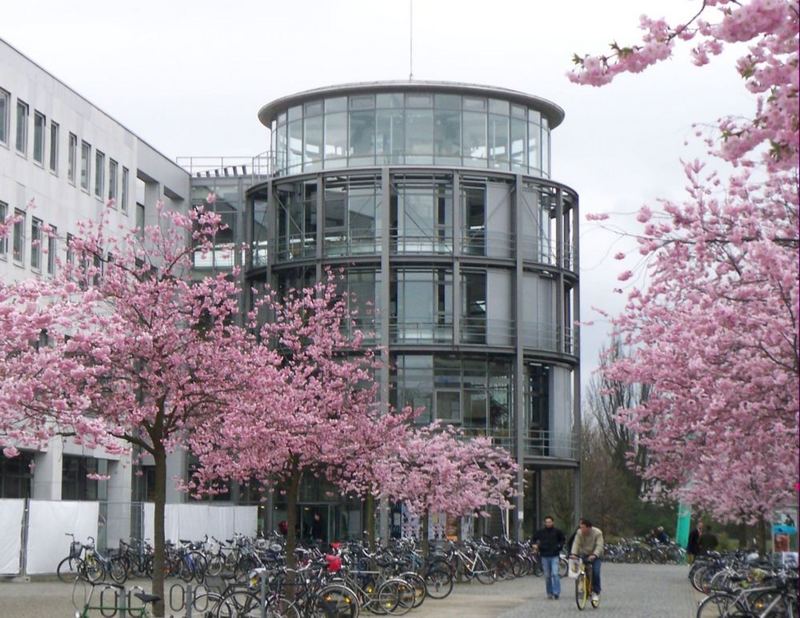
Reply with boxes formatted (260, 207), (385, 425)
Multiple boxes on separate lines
(0, 37), (189, 524)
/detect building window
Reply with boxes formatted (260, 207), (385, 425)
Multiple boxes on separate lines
(66, 232), (75, 265)
(391, 174), (453, 253)
(0, 88), (9, 145)
(47, 226), (57, 275)
(461, 270), (487, 344)
(121, 167), (129, 213)
(391, 268), (453, 343)
(0, 451), (33, 499)
(136, 203), (145, 238)
(0, 202), (8, 255)
(391, 354), (513, 435)
(33, 111), (45, 164)
(80, 141), (91, 191)
(49, 121), (59, 173)
(0, 201), (7, 257)
(68, 133), (77, 184)
(61, 456), (107, 501)
(275, 181), (317, 261)
(12, 208), (25, 264)
(94, 150), (105, 198)
(30, 217), (42, 271)
(323, 174), (381, 257)
(108, 159), (118, 204)
(15, 99), (28, 155)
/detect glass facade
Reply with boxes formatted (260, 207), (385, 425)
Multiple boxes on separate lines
(191, 178), (243, 270)
(390, 354), (513, 437)
(270, 92), (552, 177)
(242, 82), (579, 539)
(247, 83), (578, 486)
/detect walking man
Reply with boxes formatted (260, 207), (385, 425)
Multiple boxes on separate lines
(532, 516), (566, 600)
(570, 518), (604, 605)
(687, 521), (703, 564)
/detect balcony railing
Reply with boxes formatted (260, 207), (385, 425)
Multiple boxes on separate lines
(390, 229), (454, 254)
(390, 318), (453, 344)
(323, 229), (381, 257)
(460, 317), (515, 347)
(464, 429), (578, 461)
(461, 230), (515, 259)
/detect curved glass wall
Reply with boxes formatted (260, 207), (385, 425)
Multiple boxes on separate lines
(270, 92), (551, 177)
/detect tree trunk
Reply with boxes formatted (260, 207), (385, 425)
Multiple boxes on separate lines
(756, 515), (768, 555)
(285, 467), (301, 571)
(421, 510), (430, 558)
(151, 445), (167, 617)
(365, 494), (376, 551)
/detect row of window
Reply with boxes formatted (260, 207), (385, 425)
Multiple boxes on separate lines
(252, 173), (573, 267)
(269, 92), (552, 176)
(0, 88), (130, 211)
(0, 201), (57, 274)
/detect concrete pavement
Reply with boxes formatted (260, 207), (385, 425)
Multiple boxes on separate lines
(0, 563), (698, 617)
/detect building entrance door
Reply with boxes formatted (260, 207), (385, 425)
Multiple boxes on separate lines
(297, 503), (343, 544)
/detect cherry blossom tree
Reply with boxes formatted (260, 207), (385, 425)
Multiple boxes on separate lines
(0, 199), (270, 616)
(378, 423), (517, 554)
(190, 273), (391, 566)
(571, 0), (799, 533)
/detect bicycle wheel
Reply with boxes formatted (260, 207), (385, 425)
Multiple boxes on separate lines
(57, 556), (82, 583)
(399, 572), (426, 609)
(695, 592), (737, 618)
(266, 596), (301, 618)
(575, 572), (588, 610)
(311, 584), (360, 618)
(423, 566), (453, 600)
(559, 556), (569, 578)
(474, 567), (496, 585)
(82, 555), (104, 584)
(381, 579), (414, 616)
(108, 556), (128, 585)
(215, 588), (261, 617)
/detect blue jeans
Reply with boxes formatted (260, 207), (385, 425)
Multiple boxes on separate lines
(541, 556), (561, 598)
(586, 557), (602, 594)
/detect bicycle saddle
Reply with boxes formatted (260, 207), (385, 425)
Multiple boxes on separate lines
(134, 592), (161, 604)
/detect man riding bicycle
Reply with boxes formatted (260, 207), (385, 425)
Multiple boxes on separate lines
(570, 518), (604, 604)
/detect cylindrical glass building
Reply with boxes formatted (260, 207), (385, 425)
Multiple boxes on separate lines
(246, 81), (580, 539)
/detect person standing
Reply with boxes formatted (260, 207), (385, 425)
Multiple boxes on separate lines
(700, 525), (718, 554)
(570, 518), (605, 604)
(687, 521), (703, 564)
(532, 516), (566, 600)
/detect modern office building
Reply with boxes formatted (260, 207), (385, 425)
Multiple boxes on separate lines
(0, 38), (190, 509)
(242, 82), (581, 539)
(1, 36), (580, 542)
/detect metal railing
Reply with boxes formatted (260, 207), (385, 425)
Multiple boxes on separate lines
(460, 317), (515, 346)
(463, 429), (578, 461)
(275, 234), (316, 261)
(389, 229), (454, 254)
(390, 318), (454, 343)
(461, 230), (515, 259)
(323, 229), (381, 257)
(177, 153), (275, 184)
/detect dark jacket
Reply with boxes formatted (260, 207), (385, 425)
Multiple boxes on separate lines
(532, 526), (566, 558)
(687, 528), (702, 555)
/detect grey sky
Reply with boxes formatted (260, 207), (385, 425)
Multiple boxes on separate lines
(2, 0), (754, 392)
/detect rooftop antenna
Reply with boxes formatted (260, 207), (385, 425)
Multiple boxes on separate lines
(409, 0), (414, 80)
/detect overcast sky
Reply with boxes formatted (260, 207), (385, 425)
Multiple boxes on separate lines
(3, 0), (753, 394)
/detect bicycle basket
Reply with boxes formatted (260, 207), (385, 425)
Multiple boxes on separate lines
(69, 541), (83, 559)
(567, 557), (580, 579)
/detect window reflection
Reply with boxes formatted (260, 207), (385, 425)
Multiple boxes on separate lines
(391, 354), (514, 436)
(270, 91), (551, 178)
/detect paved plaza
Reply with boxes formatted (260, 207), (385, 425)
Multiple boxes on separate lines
(0, 563), (700, 617)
